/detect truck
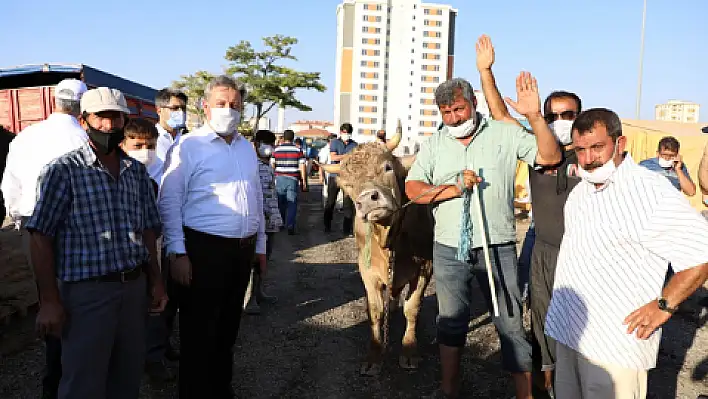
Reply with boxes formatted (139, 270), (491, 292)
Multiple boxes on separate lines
(0, 63), (158, 134)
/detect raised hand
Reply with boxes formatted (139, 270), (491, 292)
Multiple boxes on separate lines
(504, 71), (542, 118)
(475, 35), (495, 71)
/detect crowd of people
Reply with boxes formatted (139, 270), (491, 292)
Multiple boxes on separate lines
(0, 34), (706, 399)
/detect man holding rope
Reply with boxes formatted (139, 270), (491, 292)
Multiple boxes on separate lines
(405, 74), (561, 398)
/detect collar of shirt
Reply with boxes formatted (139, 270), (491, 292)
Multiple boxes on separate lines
(47, 112), (85, 132)
(78, 144), (136, 176)
(156, 123), (181, 144)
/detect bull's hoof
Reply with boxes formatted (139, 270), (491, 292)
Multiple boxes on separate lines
(399, 354), (421, 370)
(359, 362), (383, 376)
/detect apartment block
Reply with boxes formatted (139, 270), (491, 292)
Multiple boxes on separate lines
(334, 0), (457, 147)
(655, 100), (700, 123)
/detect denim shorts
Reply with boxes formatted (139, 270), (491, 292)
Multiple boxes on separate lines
(433, 242), (532, 373)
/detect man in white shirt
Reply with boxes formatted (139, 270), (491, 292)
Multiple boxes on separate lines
(154, 88), (188, 182)
(159, 75), (266, 399)
(546, 108), (708, 399)
(0, 78), (88, 399)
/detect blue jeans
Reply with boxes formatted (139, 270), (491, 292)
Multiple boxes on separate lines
(275, 176), (298, 230)
(518, 221), (535, 302)
(433, 242), (532, 373)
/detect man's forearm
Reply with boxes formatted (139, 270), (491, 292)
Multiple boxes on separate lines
(405, 181), (460, 204)
(663, 263), (708, 308)
(30, 232), (61, 304)
(143, 229), (161, 284)
(529, 114), (562, 165)
(676, 169), (696, 196)
(479, 69), (519, 125)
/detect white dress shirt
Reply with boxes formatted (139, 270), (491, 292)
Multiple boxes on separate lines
(1, 113), (88, 219)
(546, 155), (708, 370)
(159, 125), (266, 255)
(155, 123), (182, 166)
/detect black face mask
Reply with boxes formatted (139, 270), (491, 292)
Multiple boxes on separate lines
(86, 124), (124, 155)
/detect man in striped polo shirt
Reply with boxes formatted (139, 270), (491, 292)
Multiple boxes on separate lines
(272, 129), (308, 235)
(546, 108), (708, 398)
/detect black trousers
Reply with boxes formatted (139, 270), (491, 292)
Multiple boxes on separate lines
(41, 335), (62, 399)
(177, 227), (255, 399)
(324, 174), (354, 232)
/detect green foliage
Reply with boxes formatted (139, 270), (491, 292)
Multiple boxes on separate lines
(225, 34), (326, 127)
(172, 70), (215, 125)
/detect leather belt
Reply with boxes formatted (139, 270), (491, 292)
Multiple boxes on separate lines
(90, 266), (143, 283)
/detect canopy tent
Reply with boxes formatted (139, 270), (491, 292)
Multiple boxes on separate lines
(514, 119), (708, 211)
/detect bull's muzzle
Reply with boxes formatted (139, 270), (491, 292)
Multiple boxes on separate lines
(355, 188), (395, 221)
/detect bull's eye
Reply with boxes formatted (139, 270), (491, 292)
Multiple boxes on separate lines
(383, 162), (393, 172)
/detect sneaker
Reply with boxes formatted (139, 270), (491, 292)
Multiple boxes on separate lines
(244, 298), (261, 315)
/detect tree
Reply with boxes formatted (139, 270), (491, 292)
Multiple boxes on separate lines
(225, 34), (326, 131)
(172, 70), (215, 126)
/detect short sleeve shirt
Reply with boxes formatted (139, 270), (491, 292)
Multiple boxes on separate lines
(406, 117), (538, 249)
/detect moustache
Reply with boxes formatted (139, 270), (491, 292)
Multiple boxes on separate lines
(583, 161), (604, 171)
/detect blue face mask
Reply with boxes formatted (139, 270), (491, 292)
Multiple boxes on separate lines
(704, 198), (708, 207)
(166, 110), (186, 129)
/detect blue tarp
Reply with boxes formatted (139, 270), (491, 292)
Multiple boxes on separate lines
(0, 63), (156, 102)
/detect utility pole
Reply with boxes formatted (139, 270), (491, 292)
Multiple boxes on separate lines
(635, 0), (647, 119)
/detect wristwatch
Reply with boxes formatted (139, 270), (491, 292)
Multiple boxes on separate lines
(657, 297), (677, 314)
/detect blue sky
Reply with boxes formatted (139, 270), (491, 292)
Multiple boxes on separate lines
(3, 1), (706, 125)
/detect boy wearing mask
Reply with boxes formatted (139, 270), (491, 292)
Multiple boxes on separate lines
(244, 129), (283, 315)
(121, 118), (175, 381)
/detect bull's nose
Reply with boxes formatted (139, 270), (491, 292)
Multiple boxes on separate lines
(370, 191), (379, 201)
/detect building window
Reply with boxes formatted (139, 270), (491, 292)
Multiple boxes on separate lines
(362, 38), (381, 45)
(421, 65), (441, 71)
(423, 42), (442, 49)
(359, 106), (379, 112)
(423, 31), (442, 38)
(420, 109), (438, 116)
(422, 53), (441, 60)
(421, 76), (440, 83)
(360, 83), (379, 90)
(361, 49), (381, 56)
(358, 117), (378, 124)
(361, 72), (380, 79)
(363, 15), (382, 22)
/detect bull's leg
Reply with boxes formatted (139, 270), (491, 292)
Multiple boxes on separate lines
(361, 276), (385, 376)
(399, 267), (432, 370)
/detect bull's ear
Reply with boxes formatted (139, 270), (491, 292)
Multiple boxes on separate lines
(385, 119), (403, 152)
(398, 155), (416, 170)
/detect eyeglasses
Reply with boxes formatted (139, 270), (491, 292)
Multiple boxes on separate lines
(163, 105), (187, 111)
(544, 110), (577, 124)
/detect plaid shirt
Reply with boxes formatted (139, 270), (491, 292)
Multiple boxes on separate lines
(25, 144), (161, 282)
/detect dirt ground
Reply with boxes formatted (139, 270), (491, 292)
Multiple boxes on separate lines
(0, 185), (706, 398)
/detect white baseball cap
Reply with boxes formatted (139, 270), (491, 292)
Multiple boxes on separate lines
(80, 87), (130, 114)
(55, 79), (88, 101)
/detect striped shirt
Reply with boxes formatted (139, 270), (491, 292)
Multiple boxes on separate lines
(545, 154), (708, 370)
(272, 143), (305, 179)
(25, 144), (162, 282)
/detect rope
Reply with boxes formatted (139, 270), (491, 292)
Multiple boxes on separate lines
(382, 250), (395, 352)
(362, 222), (373, 269)
(456, 182), (473, 262)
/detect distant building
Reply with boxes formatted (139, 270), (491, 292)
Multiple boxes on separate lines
(287, 120), (337, 135)
(334, 0), (457, 147)
(655, 100), (700, 123)
(248, 116), (271, 131)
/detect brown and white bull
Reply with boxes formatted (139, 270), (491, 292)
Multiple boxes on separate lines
(319, 131), (433, 376)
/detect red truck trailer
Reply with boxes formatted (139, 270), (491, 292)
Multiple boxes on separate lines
(0, 63), (158, 134)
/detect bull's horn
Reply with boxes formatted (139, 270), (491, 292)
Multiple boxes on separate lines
(318, 162), (341, 174)
(385, 119), (403, 152)
(399, 155), (416, 170)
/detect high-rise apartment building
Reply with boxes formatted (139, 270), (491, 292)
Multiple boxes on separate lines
(655, 100), (700, 123)
(334, 0), (457, 147)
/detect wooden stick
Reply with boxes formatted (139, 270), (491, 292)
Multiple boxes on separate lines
(472, 185), (499, 317)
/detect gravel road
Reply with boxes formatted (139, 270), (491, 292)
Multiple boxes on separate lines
(0, 185), (705, 398)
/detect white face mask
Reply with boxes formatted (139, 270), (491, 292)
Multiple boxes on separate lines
(257, 143), (273, 158)
(577, 139), (619, 184)
(127, 149), (156, 166)
(658, 157), (675, 168)
(209, 107), (240, 136)
(340, 133), (351, 142)
(446, 115), (477, 138)
(549, 120), (574, 145)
